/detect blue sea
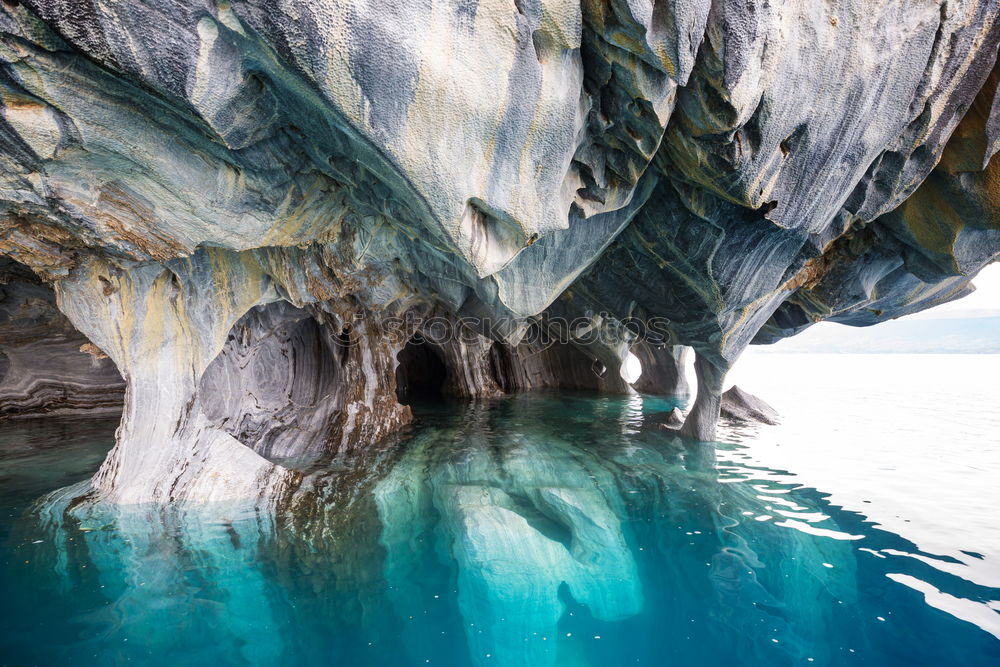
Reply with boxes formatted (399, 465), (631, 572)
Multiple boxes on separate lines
(1, 353), (998, 666)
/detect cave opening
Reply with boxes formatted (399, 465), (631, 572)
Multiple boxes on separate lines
(395, 334), (447, 405)
(198, 301), (343, 462)
(619, 351), (643, 385)
(0, 257), (125, 418)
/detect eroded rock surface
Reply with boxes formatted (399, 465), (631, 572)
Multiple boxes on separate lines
(0, 257), (123, 418)
(0, 1), (998, 504)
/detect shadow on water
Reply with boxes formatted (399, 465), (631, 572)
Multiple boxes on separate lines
(0, 395), (998, 666)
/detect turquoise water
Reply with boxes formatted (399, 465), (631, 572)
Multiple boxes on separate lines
(1, 355), (999, 666)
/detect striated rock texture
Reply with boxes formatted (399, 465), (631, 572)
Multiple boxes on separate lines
(0, 257), (123, 418)
(0, 1), (998, 504)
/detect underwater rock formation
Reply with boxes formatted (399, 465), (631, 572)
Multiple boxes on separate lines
(376, 404), (643, 666)
(18, 396), (865, 667)
(1, 1), (999, 503)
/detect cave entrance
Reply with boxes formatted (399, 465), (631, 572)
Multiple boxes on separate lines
(619, 351), (643, 384)
(395, 334), (447, 405)
(198, 301), (342, 463)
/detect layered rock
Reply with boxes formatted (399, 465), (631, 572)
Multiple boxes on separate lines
(0, 1), (998, 504)
(759, 63), (1000, 339)
(0, 257), (123, 418)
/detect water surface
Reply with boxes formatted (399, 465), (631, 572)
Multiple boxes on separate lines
(1, 354), (998, 666)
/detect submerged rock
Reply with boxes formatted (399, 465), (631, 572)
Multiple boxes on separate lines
(721, 386), (781, 426)
(0, 1), (998, 503)
(644, 407), (685, 430)
(19, 396), (861, 666)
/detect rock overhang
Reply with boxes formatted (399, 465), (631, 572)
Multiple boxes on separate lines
(1, 0), (999, 499)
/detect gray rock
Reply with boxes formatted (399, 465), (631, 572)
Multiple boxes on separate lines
(645, 407), (684, 430)
(0, 1), (998, 503)
(0, 258), (123, 418)
(720, 386), (780, 426)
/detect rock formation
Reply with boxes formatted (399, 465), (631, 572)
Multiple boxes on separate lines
(0, 257), (123, 418)
(0, 1), (998, 504)
(720, 386), (780, 426)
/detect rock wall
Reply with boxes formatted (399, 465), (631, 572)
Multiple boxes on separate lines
(1, 1), (999, 504)
(0, 258), (123, 419)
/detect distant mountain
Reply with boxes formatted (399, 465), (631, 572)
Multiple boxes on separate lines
(757, 316), (1000, 354)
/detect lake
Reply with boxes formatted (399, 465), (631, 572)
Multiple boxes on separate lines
(0, 353), (997, 666)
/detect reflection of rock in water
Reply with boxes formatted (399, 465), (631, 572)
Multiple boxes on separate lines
(376, 403), (642, 667)
(18, 396), (858, 666)
(22, 436), (407, 665)
(374, 397), (858, 667)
